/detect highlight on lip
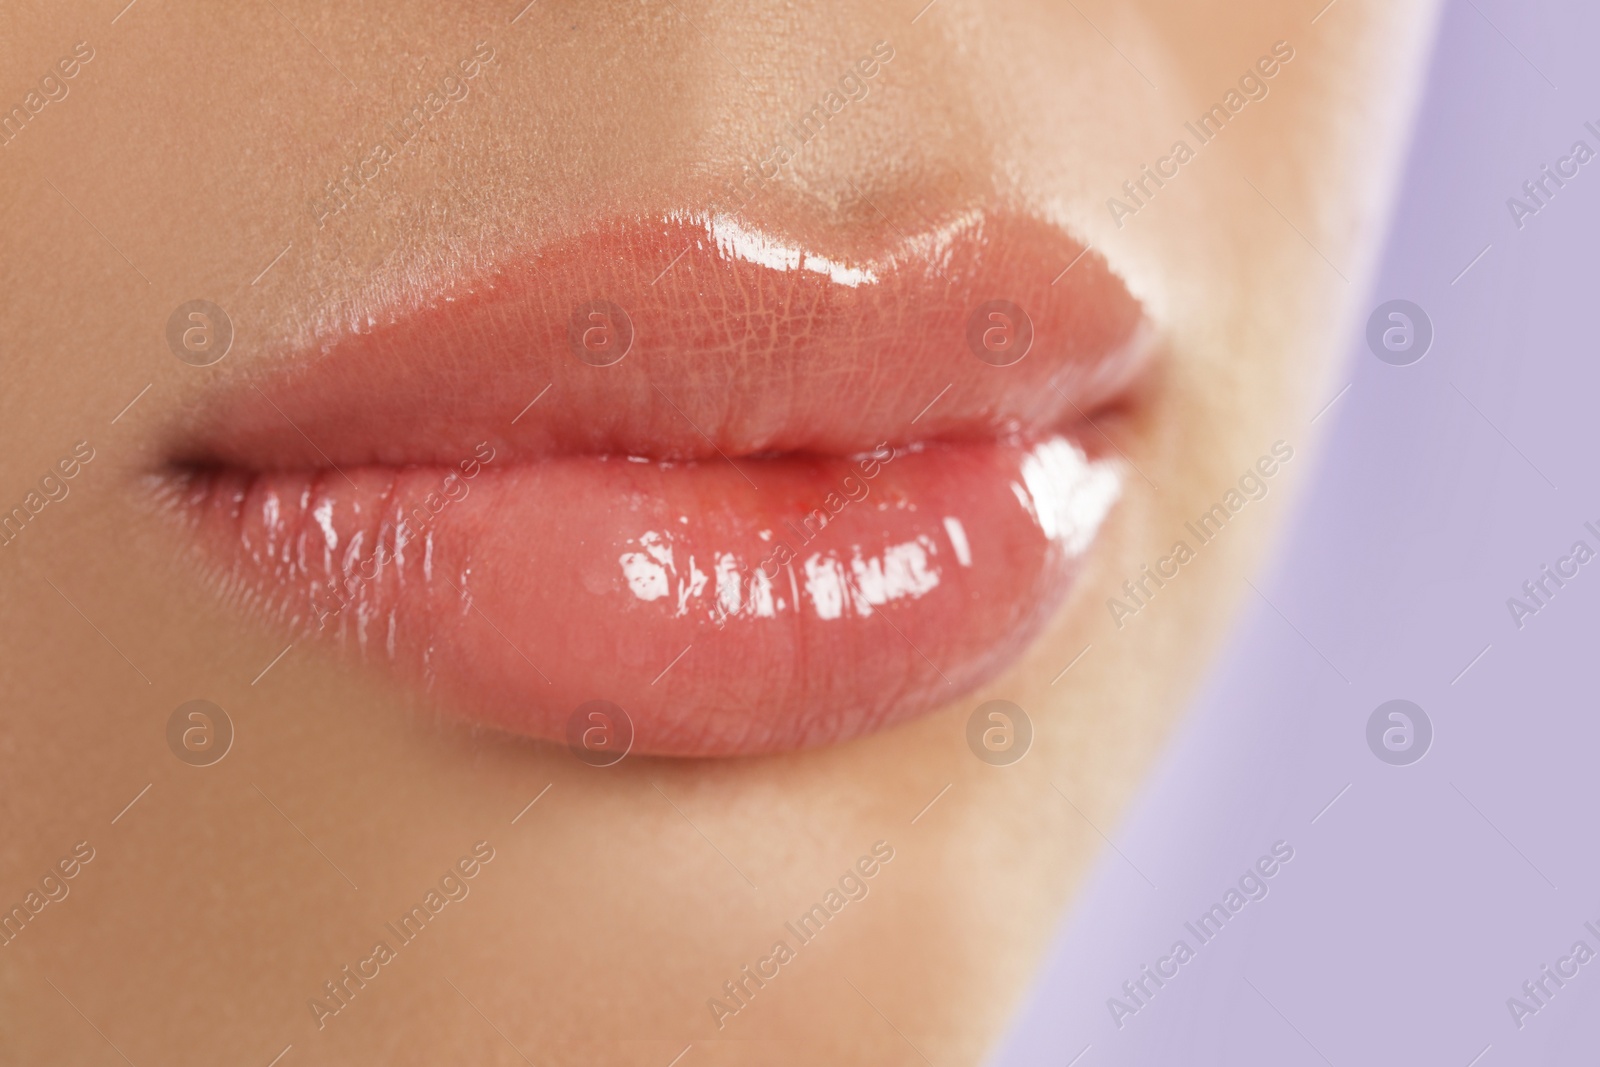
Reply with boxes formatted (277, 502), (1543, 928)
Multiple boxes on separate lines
(161, 206), (1153, 756)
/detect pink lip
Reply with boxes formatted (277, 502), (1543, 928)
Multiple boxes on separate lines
(163, 209), (1153, 757)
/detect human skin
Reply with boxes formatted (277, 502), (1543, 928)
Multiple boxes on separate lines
(0, 0), (1435, 1063)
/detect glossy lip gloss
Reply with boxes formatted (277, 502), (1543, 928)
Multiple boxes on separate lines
(160, 208), (1154, 756)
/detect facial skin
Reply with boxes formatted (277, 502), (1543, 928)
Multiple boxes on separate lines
(0, 1), (1435, 1063)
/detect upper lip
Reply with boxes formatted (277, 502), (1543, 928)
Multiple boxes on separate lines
(171, 208), (1150, 472)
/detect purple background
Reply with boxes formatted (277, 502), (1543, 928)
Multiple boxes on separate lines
(995, 2), (1600, 1064)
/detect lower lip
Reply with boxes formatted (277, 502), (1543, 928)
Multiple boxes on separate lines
(166, 434), (1121, 756)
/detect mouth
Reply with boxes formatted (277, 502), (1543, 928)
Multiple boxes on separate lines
(159, 207), (1154, 757)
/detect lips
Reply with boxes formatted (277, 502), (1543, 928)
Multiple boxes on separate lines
(162, 208), (1153, 756)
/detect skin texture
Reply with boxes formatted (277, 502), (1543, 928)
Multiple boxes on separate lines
(0, 1), (1436, 1064)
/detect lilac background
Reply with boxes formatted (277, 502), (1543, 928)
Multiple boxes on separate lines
(995, 2), (1600, 1064)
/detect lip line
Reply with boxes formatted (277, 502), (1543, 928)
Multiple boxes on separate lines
(166, 349), (1154, 472)
(168, 401), (1134, 475)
